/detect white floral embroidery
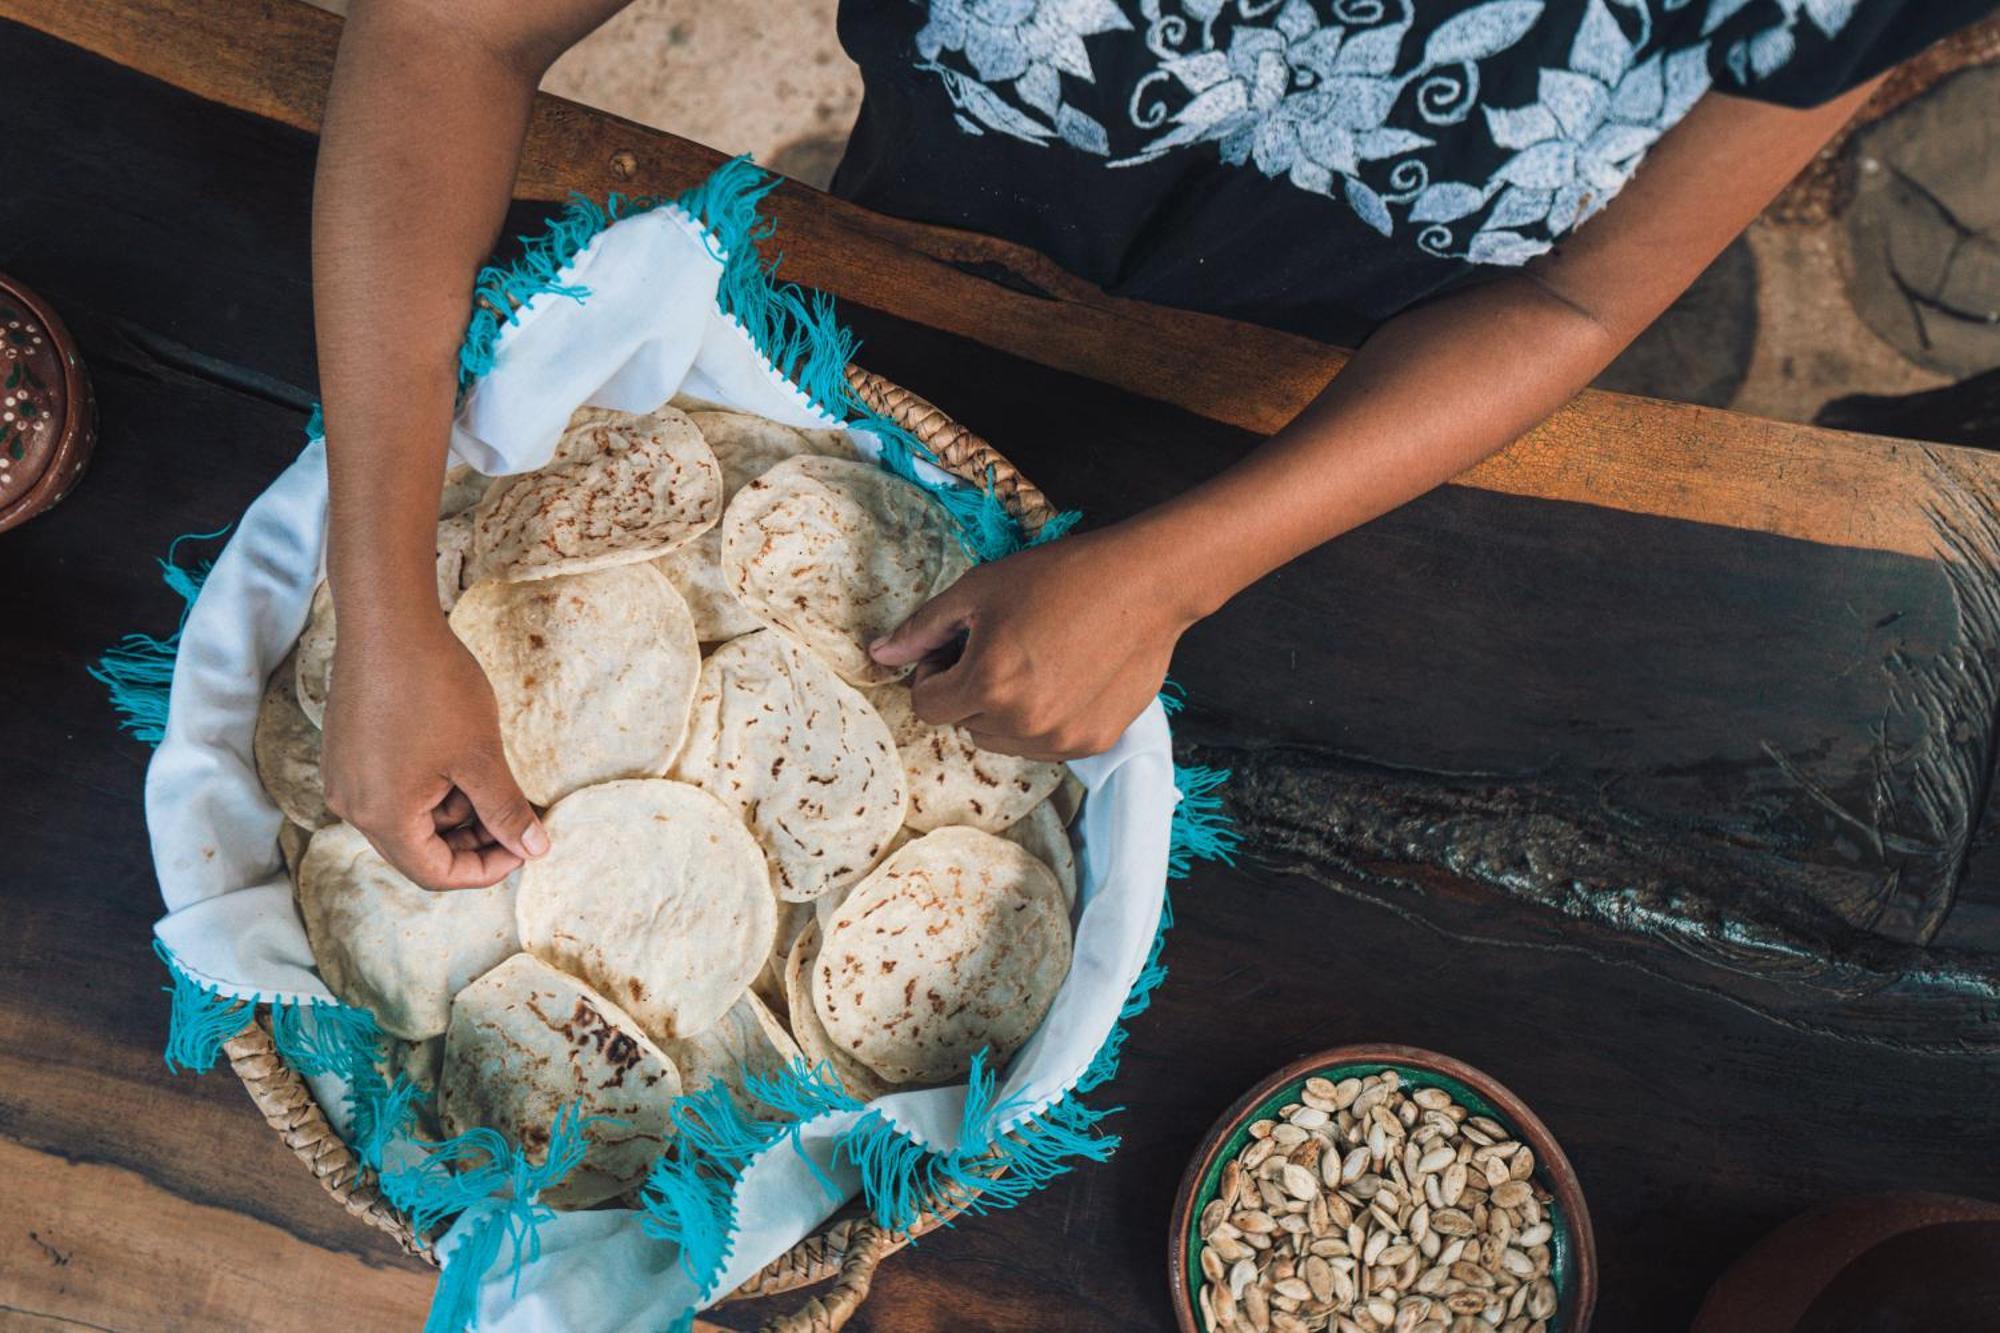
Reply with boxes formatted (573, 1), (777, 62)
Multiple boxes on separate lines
(913, 0), (1859, 264)
(1704, 0), (1860, 83)
(917, 0), (1131, 152)
(1414, 0), (1714, 262)
(1113, 0), (1549, 243)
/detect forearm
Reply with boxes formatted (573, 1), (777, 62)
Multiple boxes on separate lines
(313, 3), (545, 636)
(1130, 83), (1883, 623)
(1135, 273), (1628, 616)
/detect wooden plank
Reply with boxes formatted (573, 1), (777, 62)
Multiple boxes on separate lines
(6, 0), (1999, 561)
(0, 1137), (434, 1332)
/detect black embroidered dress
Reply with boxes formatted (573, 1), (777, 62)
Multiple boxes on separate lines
(832, 0), (1993, 343)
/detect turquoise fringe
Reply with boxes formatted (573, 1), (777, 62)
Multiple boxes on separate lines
(835, 1049), (1120, 1234)
(121, 156), (1239, 1332)
(348, 1063), (427, 1175)
(156, 939), (252, 1073)
(89, 528), (229, 745)
(385, 1103), (598, 1333)
(1169, 764), (1241, 881)
(268, 996), (383, 1077)
(156, 944), (419, 1182)
(426, 1207), (511, 1333)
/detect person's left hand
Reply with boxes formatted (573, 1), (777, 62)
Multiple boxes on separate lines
(868, 525), (1200, 760)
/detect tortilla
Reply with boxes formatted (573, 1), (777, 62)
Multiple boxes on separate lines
(671, 629), (906, 902)
(278, 820), (311, 891)
(254, 649), (332, 830)
(296, 823), (520, 1040)
(721, 455), (972, 685)
(515, 779), (774, 1041)
(1000, 799), (1079, 912)
(660, 991), (803, 1121)
(784, 921), (899, 1102)
(866, 683), (1062, 833)
(294, 581), (337, 729)
(812, 826), (911, 936)
(391, 1034), (445, 1097)
(753, 899), (813, 1019)
(434, 512), (474, 612)
(386, 1034), (449, 1142)
(440, 953), (681, 1209)
(468, 405), (721, 584)
(653, 410), (846, 642)
(448, 563), (700, 806)
(294, 520), (488, 727)
(438, 462), (491, 518)
(815, 827), (1071, 1084)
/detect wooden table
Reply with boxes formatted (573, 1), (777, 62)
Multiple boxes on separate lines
(4, 5), (1999, 1330)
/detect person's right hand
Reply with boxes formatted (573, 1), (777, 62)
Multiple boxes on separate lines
(320, 614), (547, 890)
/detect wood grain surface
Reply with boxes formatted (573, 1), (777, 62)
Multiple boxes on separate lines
(0, 0), (1985, 560)
(4, 10), (1999, 1333)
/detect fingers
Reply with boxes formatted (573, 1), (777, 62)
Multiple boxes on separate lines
(431, 788), (474, 830)
(965, 728), (1071, 762)
(909, 658), (985, 727)
(869, 586), (972, 669)
(369, 802), (524, 891)
(452, 744), (549, 863)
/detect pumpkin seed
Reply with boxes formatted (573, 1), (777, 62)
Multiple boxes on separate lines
(1196, 1076), (1558, 1333)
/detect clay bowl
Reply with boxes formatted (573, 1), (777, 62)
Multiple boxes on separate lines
(1691, 1192), (2000, 1333)
(1170, 1044), (1597, 1332)
(0, 274), (95, 533)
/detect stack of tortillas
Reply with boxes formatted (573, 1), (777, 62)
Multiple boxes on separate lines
(254, 401), (1083, 1209)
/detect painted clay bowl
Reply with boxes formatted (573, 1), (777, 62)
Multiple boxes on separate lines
(1170, 1044), (1598, 1332)
(0, 274), (94, 533)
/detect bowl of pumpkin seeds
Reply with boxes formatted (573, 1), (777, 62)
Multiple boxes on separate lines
(1169, 1045), (1597, 1333)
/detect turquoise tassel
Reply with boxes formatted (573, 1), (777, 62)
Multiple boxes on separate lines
(638, 1151), (738, 1288)
(89, 527), (229, 746)
(425, 1204), (511, 1333)
(156, 940), (251, 1073)
(385, 1103), (598, 1331)
(348, 1065), (426, 1176)
(739, 1058), (859, 1198)
(639, 1082), (769, 1290)
(667, 1080), (784, 1168)
(1030, 508), (1084, 545)
(268, 997), (382, 1077)
(1169, 764), (1241, 880)
(834, 1050), (1122, 1234)
(741, 1057), (864, 1124)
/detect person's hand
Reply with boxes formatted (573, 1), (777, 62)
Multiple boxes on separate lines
(869, 525), (1201, 759)
(320, 613), (547, 890)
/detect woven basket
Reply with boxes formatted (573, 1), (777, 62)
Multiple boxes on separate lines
(222, 366), (1055, 1332)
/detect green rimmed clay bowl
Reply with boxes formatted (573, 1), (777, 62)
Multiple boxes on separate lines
(1169, 1045), (1597, 1332)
